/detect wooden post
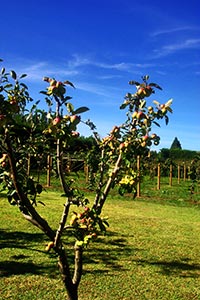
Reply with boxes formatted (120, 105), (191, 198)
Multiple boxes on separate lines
(47, 155), (52, 187)
(27, 154), (31, 176)
(177, 164), (180, 184)
(157, 163), (161, 190)
(183, 162), (186, 181)
(169, 164), (173, 186)
(188, 166), (190, 180)
(137, 155), (141, 197)
(84, 163), (89, 183)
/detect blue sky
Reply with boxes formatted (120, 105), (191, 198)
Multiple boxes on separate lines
(1, 0), (200, 151)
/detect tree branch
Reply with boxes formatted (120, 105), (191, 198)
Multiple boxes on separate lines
(5, 133), (55, 240)
(94, 152), (122, 213)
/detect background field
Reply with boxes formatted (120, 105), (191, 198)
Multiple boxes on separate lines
(0, 175), (200, 300)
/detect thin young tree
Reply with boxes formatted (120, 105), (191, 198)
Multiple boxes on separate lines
(0, 61), (172, 300)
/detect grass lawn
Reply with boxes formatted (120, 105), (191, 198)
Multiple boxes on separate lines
(0, 179), (200, 299)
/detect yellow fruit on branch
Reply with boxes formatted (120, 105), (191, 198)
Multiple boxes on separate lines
(45, 241), (54, 252)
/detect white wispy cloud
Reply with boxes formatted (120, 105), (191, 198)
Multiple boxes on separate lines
(23, 62), (79, 82)
(2, 59), (79, 82)
(151, 26), (200, 37)
(4, 55), (156, 85)
(153, 38), (200, 58)
(67, 54), (155, 72)
(75, 80), (124, 103)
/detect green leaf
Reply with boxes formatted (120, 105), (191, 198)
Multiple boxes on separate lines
(75, 240), (84, 247)
(129, 80), (140, 86)
(64, 96), (72, 101)
(20, 83), (28, 89)
(73, 106), (89, 114)
(1, 67), (5, 75)
(10, 70), (17, 80)
(66, 102), (74, 113)
(103, 219), (109, 227)
(120, 103), (128, 110)
(40, 90), (47, 95)
(19, 74), (27, 79)
(38, 200), (45, 206)
(27, 178), (36, 195)
(165, 115), (169, 125)
(4, 83), (13, 89)
(98, 219), (107, 232)
(63, 80), (75, 88)
(149, 83), (162, 90)
(153, 121), (160, 127)
(36, 184), (43, 194)
(166, 106), (173, 113)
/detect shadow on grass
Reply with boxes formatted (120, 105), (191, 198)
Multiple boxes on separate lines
(0, 229), (60, 278)
(0, 260), (57, 278)
(0, 229), (137, 278)
(83, 240), (132, 273)
(0, 229), (47, 251)
(1, 228), (200, 280)
(135, 258), (200, 278)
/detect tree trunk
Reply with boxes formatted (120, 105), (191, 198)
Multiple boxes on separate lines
(66, 289), (78, 300)
(58, 249), (79, 300)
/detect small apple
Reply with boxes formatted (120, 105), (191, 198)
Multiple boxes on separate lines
(160, 104), (166, 113)
(142, 135), (149, 141)
(110, 126), (119, 134)
(71, 131), (80, 137)
(0, 153), (7, 163)
(80, 218), (87, 224)
(151, 133), (157, 139)
(137, 111), (145, 119)
(63, 115), (70, 121)
(141, 141), (147, 147)
(56, 81), (62, 88)
(70, 115), (77, 122)
(119, 143), (125, 150)
(10, 100), (16, 105)
(70, 115), (80, 125)
(142, 119), (149, 127)
(132, 111), (138, 119)
(77, 213), (83, 219)
(137, 87), (146, 98)
(70, 214), (78, 226)
(52, 116), (61, 126)
(148, 106), (153, 113)
(1, 161), (6, 168)
(50, 79), (57, 86)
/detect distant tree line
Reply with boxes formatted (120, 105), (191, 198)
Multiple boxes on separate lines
(157, 148), (198, 163)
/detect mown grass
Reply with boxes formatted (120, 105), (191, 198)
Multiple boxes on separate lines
(0, 175), (200, 299)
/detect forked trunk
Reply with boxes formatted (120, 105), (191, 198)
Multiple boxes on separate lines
(58, 246), (83, 300)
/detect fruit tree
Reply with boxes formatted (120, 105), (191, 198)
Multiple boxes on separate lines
(0, 59), (172, 300)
